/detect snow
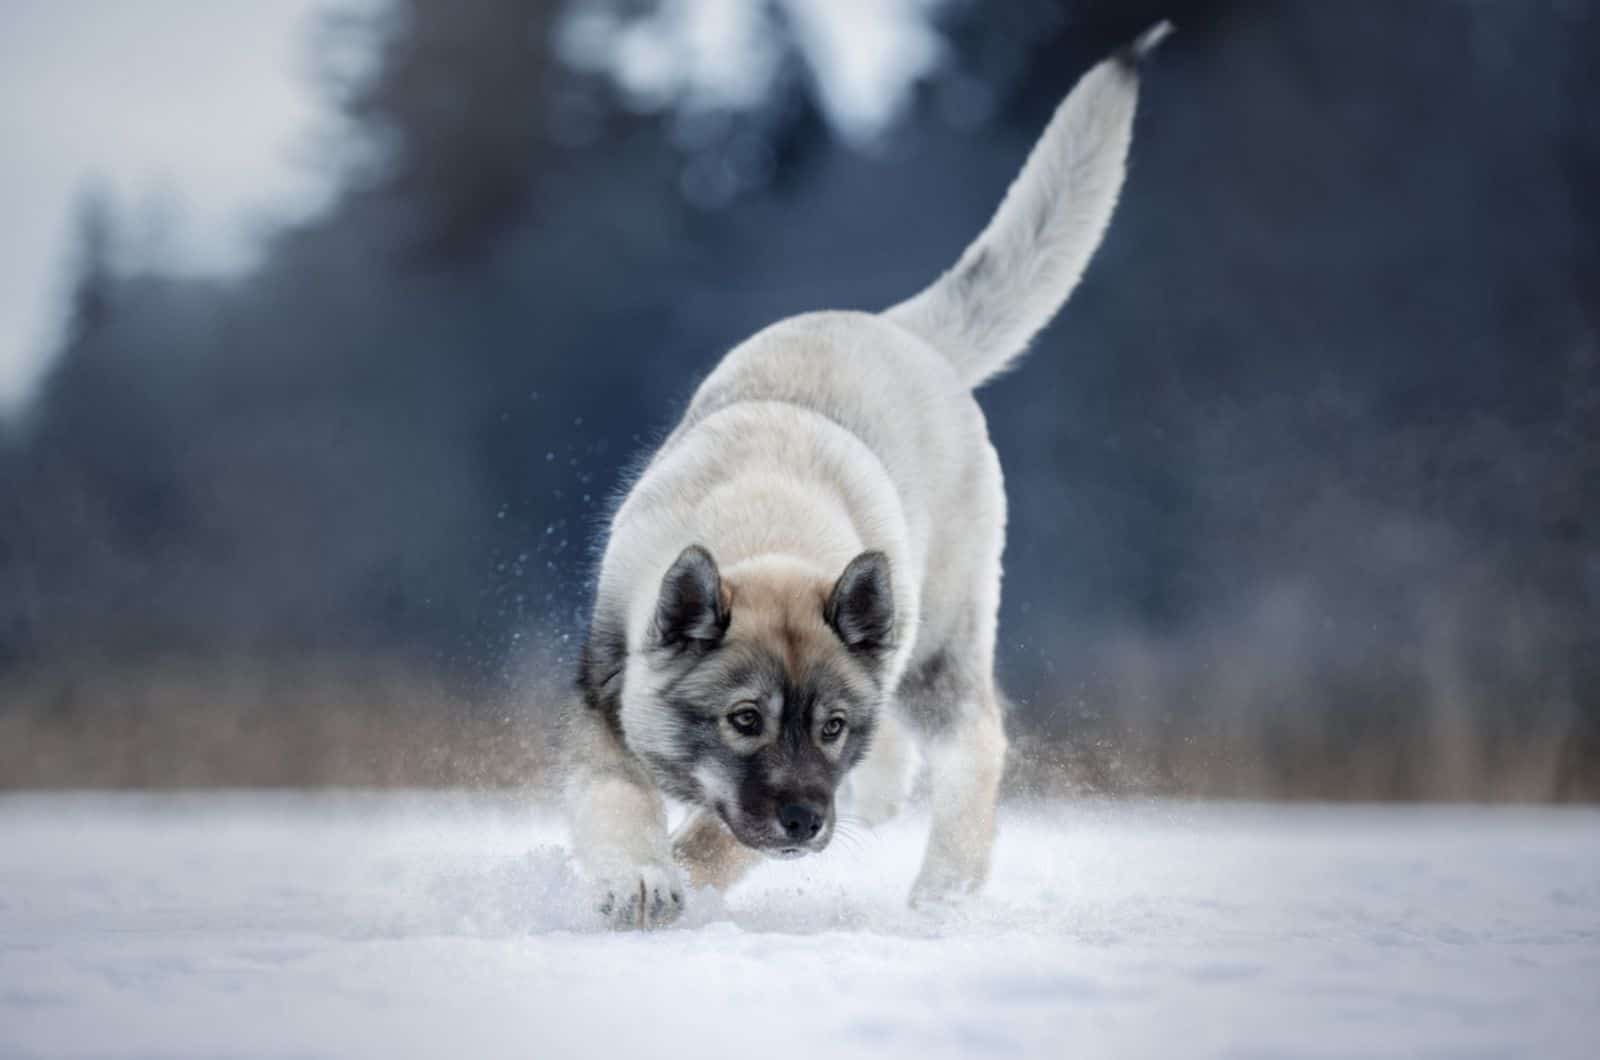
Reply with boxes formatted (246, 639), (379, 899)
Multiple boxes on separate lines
(2, 793), (1597, 1058)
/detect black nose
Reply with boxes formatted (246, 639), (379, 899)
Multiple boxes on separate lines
(778, 803), (822, 840)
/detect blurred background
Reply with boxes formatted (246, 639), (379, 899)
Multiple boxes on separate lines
(0, 0), (1594, 799)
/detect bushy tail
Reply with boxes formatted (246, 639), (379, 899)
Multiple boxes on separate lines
(886, 24), (1169, 388)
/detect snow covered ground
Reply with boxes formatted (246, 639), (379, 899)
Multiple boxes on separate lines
(2, 793), (1596, 1059)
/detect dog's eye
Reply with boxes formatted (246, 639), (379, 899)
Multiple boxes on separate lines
(727, 708), (763, 736)
(820, 716), (847, 742)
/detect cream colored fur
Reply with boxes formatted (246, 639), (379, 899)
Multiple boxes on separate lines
(565, 44), (1150, 927)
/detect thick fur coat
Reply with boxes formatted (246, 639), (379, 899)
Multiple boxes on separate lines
(565, 31), (1160, 928)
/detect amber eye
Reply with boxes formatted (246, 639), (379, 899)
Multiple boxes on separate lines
(820, 717), (847, 742)
(728, 708), (763, 736)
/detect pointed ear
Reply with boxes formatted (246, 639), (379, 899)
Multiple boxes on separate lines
(825, 551), (895, 657)
(653, 545), (729, 651)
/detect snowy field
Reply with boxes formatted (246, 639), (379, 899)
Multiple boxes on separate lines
(2, 793), (1597, 1059)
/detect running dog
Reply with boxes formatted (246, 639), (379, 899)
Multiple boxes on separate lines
(566, 27), (1165, 928)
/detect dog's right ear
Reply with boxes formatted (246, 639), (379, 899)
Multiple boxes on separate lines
(653, 544), (730, 651)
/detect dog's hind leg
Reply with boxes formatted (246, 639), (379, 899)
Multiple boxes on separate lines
(672, 809), (761, 891)
(909, 688), (1008, 906)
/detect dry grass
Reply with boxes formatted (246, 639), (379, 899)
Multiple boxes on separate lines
(3, 656), (1594, 801)
(0, 658), (557, 789)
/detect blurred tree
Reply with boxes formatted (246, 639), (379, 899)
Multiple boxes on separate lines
(333, 0), (561, 258)
(64, 188), (118, 347)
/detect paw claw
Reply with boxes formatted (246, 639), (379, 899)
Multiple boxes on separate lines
(594, 864), (685, 930)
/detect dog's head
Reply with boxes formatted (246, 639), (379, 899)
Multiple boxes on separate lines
(617, 545), (895, 857)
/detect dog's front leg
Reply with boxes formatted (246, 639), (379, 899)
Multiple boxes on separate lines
(564, 705), (684, 929)
(842, 707), (916, 827)
(671, 809), (761, 891)
(910, 692), (1008, 907)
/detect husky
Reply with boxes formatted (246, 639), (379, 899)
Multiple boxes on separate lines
(565, 27), (1166, 928)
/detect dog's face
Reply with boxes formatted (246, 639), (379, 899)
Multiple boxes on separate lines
(619, 546), (895, 857)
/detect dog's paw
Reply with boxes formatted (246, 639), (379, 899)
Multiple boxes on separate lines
(907, 884), (967, 914)
(908, 866), (982, 913)
(844, 788), (906, 829)
(594, 863), (685, 930)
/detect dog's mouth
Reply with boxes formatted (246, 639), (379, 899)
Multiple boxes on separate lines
(715, 802), (832, 856)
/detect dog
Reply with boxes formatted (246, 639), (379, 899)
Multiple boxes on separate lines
(565, 26), (1164, 928)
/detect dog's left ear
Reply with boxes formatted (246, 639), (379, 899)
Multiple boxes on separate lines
(826, 551), (895, 657)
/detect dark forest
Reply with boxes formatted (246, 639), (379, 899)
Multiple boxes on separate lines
(2, 0), (1596, 798)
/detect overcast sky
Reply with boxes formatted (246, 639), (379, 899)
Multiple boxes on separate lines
(558, 0), (944, 141)
(0, 0), (337, 420)
(0, 0), (945, 422)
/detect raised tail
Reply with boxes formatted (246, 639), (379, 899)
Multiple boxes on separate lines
(886, 23), (1170, 389)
